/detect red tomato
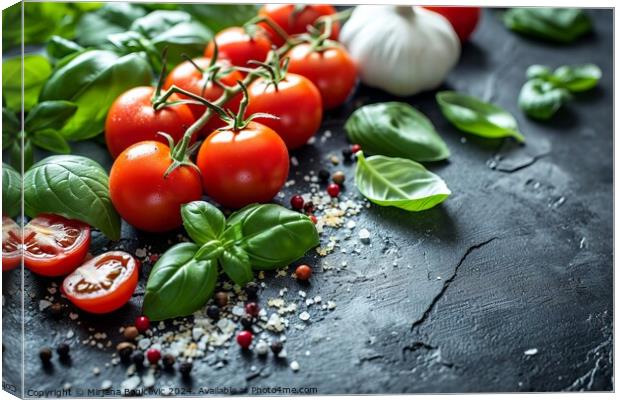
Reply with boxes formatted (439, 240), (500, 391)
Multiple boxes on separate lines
(246, 73), (322, 149)
(196, 122), (289, 209)
(424, 7), (481, 42)
(22, 214), (90, 277)
(105, 86), (196, 159)
(164, 57), (244, 136)
(2, 216), (21, 272)
(287, 43), (357, 110)
(205, 27), (272, 69)
(63, 251), (138, 314)
(109, 141), (203, 232)
(258, 4), (340, 46)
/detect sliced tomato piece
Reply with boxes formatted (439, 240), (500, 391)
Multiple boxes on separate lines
(23, 214), (90, 277)
(63, 251), (138, 314)
(2, 216), (21, 272)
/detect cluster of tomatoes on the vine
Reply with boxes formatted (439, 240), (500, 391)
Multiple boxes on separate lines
(106, 4), (357, 233)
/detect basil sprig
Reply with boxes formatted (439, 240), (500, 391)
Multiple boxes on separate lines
(23, 155), (121, 240)
(503, 8), (591, 43)
(519, 64), (601, 120)
(345, 102), (450, 162)
(436, 91), (525, 143)
(143, 201), (319, 321)
(355, 152), (451, 212)
(2, 163), (21, 218)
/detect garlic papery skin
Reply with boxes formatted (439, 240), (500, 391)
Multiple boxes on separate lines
(340, 5), (461, 97)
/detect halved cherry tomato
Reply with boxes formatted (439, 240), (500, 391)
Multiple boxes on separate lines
(163, 57), (243, 136)
(196, 121), (289, 209)
(258, 4), (340, 46)
(63, 251), (138, 314)
(204, 27), (272, 69)
(2, 216), (21, 272)
(109, 141), (203, 232)
(287, 43), (357, 109)
(105, 86), (196, 158)
(424, 7), (481, 43)
(23, 214), (90, 277)
(246, 73), (322, 149)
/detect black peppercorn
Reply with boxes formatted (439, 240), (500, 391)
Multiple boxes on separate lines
(132, 351), (145, 366)
(244, 282), (259, 300)
(119, 347), (132, 362)
(56, 343), (70, 358)
(341, 148), (353, 161)
(179, 361), (193, 376)
(49, 303), (63, 318)
(318, 169), (330, 182)
(240, 314), (253, 330)
(39, 347), (52, 364)
(206, 305), (220, 320)
(270, 341), (283, 355)
(162, 354), (175, 369)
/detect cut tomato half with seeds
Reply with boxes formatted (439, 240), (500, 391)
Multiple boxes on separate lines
(63, 251), (138, 314)
(2, 216), (21, 272)
(23, 214), (90, 277)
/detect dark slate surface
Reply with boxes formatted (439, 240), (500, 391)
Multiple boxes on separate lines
(2, 8), (613, 396)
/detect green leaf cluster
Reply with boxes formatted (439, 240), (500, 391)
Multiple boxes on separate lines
(503, 8), (592, 43)
(144, 201), (319, 320)
(519, 64), (601, 120)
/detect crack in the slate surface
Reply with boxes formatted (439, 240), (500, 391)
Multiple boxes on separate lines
(561, 335), (612, 391)
(402, 341), (455, 368)
(411, 237), (498, 332)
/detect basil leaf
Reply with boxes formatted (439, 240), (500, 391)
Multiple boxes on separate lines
(181, 201), (225, 245)
(143, 243), (218, 321)
(2, 108), (20, 150)
(178, 4), (260, 33)
(25, 100), (77, 133)
(195, 240), (225, 261)
(2, 163), (21, 218)
(355, 152), (451, 212)
(219, 245), (253, 286)
(553, 64), (601, 92)
(345, 102), (450, 162)
(518, 79), (570, 120)
(2, 54), (52, 111)
(46, 36), (84, 61)
(526, 65), (553, 80)
(39, 50), (152, 140)
(503, 8), (591, 43)
(23, 155), (121, 240)
(75, 3), (147, 47)
(129, 11), (212, 66)
(30, 129), (71, 154)
(224, 204), (319, 269)
(436, 91), (525, 143)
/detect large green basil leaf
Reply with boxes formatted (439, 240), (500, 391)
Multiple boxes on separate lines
(39, 50), (152, 140)
(181, 201), (225, 245)
(178, 4), (260, 33)
(46, 36), (85, 61)
(30, 129), (71, 154)
(23, 155), (121, 240)
(75, 3), (147, 47)
(224, 204), (319, 269)
(503, 8), (591, 43)
(2, 55), (52, 112)
(143, 243), (218, 321)
(436, 91), (525, 143)
(25, 100), (77, 133)
(552, 64), (601, 92)
(219, 245), (253, 286)
(2, 163), (21, 218)
(345, 102), (450, 162)
(518, 79), (570, 120)
(355, 152), (451, 212)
